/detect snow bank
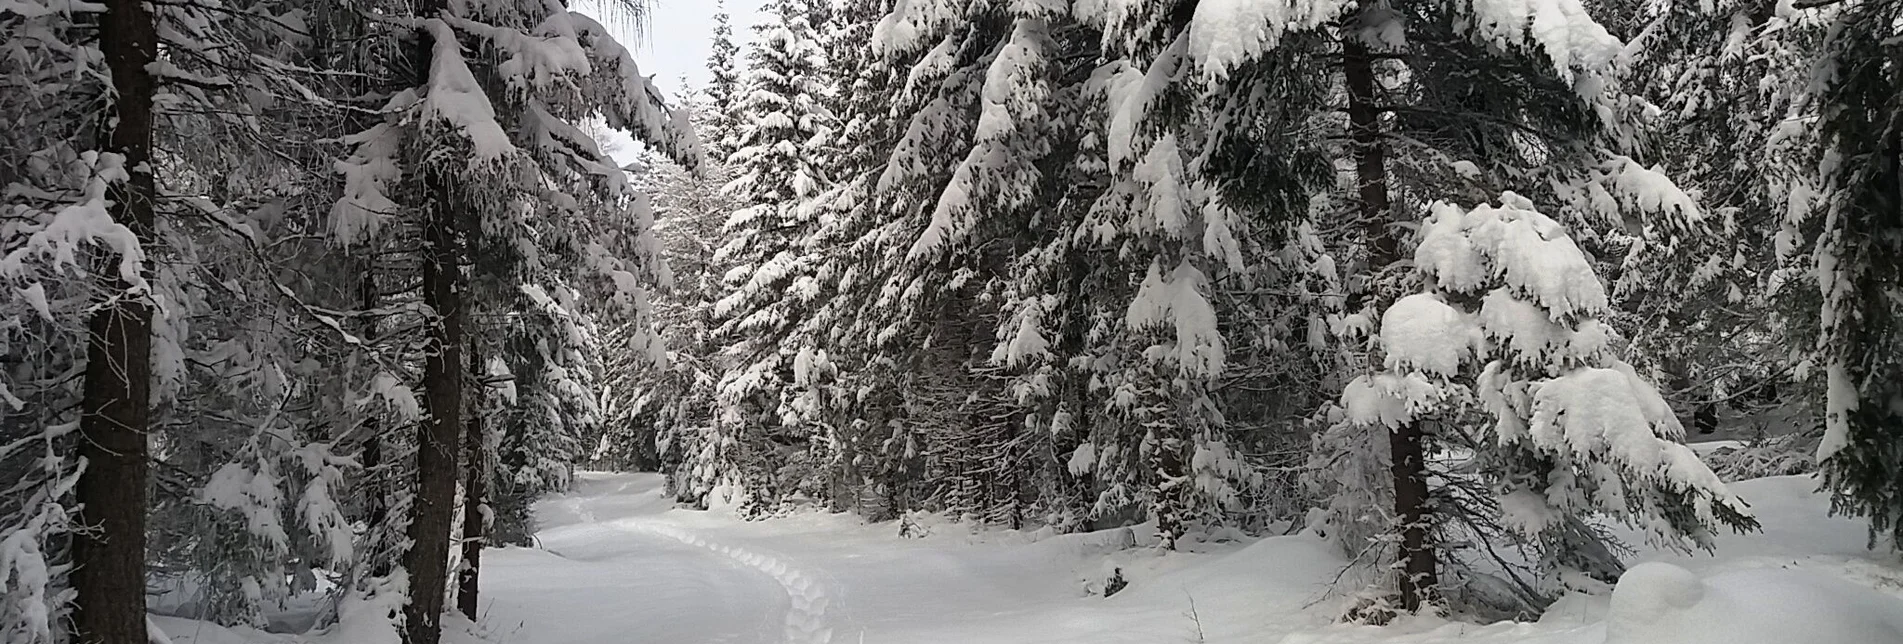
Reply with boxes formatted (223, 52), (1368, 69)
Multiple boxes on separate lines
(1605, 562), (1903, 644)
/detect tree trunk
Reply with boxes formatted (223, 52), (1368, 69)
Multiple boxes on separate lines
(403, 171), (464, 643)
(1344, 8), (1436, 612)
(457, 342), (486, 621)
(402, 4), (464, 638)
(72, 0), (158, 640)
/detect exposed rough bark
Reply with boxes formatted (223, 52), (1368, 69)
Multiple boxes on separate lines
(403, 172), (464, 644)
(458, 343), (486, 620)
(1344, 5), (1435, 612)
(402, 0), (465, 637)
(71, 0), (158, 640)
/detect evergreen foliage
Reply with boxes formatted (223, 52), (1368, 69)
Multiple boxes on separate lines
(5, 0), (1901, 639)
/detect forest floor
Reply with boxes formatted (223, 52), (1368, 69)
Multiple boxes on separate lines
(476, 468), (1903, 644)
(159, 459), (1903, 644)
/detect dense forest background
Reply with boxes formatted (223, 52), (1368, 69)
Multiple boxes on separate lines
(2, 0), (1900, 641)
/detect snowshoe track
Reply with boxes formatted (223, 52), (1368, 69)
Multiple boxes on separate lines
(627, 522), (836, 644)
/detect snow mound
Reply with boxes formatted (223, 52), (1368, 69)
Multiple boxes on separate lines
(1604, 562), (1903, 644)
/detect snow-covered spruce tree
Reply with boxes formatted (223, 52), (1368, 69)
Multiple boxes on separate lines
(613, 140), (735, 502)
(709, 0), (836, 512)
(138, 0), (410, 624)
(482, 285), (600, 547)
(835, 0), (1339, 536)
(1081, 0), (1722, 612)
(1574, 0), (1822, 445)
(1348, 193), (1756, 606)
(1594, 1), (1831, 484)
(847, 0), (1113, 528)
(1078, 0), (1356, 545)
(0, 2), (118, 637)
(701, 1), (746, 161)
(2, 0), (366, 635)
(1804, 0), (1903, 549)
(318, 0), (695, 635)
(793, 0), (937, 519)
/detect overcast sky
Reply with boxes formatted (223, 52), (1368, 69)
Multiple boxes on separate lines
(636, 0), (766, 96)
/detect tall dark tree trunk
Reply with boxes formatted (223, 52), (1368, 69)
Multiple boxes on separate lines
(403, 171), (464, 644)
(72, 0), (158, 640)
(457, 342), (486, 621)
(402, 2), (464, 638)
(1344, 6), (1435, 612)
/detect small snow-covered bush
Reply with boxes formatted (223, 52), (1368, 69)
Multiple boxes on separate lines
(1705, 429), (1821, 482)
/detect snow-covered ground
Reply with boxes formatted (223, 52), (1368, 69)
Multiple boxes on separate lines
(160, 469), (1903, 644)
(465, 471), (1903, 644)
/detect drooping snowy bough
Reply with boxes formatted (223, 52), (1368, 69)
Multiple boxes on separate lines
(1346, 192), (1758, 599)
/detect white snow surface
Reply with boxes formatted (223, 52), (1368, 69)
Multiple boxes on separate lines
(159, 472), (1903, 644)
(1603, 562), (1903, 644)
(1379, 293), (1477, 377)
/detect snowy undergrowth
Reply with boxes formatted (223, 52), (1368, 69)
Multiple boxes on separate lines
(152, 591), (494, 644)
(158, 471), (1903, 644)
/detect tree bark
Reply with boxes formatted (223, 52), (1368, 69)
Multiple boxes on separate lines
(1344, 7), (1435, 612)
(457, 342), (486, 621)
(72, 0), (158, 640)
(403, 171), (464, 644)
(402, 3), (464, 639)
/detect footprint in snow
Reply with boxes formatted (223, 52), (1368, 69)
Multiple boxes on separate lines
(623, 522), (838, 644)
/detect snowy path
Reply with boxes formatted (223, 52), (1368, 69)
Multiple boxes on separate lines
(611, 519), (837, 644)
(479, 472), (1347, 643)
(150, 470), (1903, 644)
(481, 476), (815, 644)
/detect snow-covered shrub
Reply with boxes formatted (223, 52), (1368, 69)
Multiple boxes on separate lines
(1705, 428), (1822, 482)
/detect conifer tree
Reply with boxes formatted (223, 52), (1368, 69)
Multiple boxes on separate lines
(1806, 0), (1903, 549)
(703, 1), (745, 160)
(1089, 0), (1718, 611)
(1353, 193), (1756, 603)
(1607, 0), (1823, 477)
(323, 0), (696, 637)
(615, 134), (736, 502)
(709, 0), (836, 510)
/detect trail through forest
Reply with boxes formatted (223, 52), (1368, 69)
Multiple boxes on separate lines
(483, 477), (795, 644)
(466, 471), (1903, 644)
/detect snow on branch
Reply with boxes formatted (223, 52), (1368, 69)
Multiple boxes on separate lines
(421, 19), (516, 162)
(0, 152), (150, 296)
(1462, 0), (1623, 84)
(330, 116), (411, 246)
(440, 8), (592, 93)
(873, 0), (965, 57)
(568, 11), (703, 169)
(909, 17), (1051, 261)
(1182, 0), (1355, 80)
(1418, 194), (1609, 320)
(1126, 260), (1226, 378)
